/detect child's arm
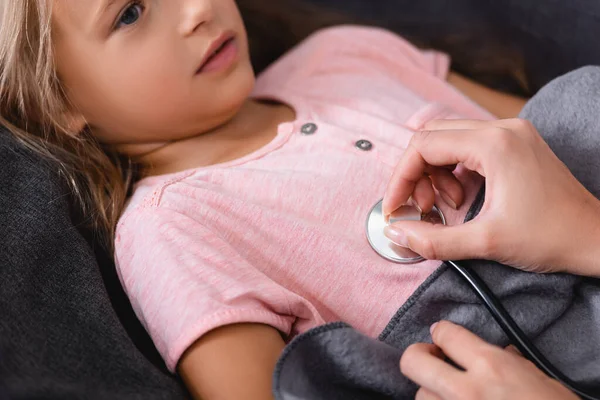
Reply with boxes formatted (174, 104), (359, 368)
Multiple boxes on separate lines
(178, 323), (286, 400)
(447, 72), (528, 119)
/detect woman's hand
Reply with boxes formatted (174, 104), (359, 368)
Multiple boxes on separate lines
(382, 118), (600, 276)
(400, 321), (578, 400)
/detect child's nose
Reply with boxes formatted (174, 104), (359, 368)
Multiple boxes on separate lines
(179, 0), (214, 37)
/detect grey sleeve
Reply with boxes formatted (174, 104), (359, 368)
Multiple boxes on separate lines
(521, 66), (600, 196)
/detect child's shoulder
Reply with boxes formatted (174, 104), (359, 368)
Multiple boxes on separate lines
(300, 24), (400, 48)
(255, 25), (397, 80)
(254, 24), (448, 95)
(303, 24), (411, 50)
(116, 171), (197, 230)
(283, 24), (413, 60)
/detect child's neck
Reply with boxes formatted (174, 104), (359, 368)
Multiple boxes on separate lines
(138, 99), (295, 177)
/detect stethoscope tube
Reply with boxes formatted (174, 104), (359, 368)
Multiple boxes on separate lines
(445, 260), (599, 400)
(366, 199), (598, 397)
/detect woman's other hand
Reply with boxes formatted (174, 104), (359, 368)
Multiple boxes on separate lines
(400, 321), (578, 400)
(382, 119), (600, 276)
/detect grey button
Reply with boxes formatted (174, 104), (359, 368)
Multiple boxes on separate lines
(301, 123), (318, 135)
(355, 140), (373, 151)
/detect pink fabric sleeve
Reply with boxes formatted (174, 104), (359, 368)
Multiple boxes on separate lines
(114, 207), (295, 372)
(319, 25), (451, 78)
(314, 26), (491, 120)
(254, 25), (451, 94)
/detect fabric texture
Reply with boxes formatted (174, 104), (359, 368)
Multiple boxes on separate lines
(0, 131), (188, 399)
(272, 66), (600, 399)
(114, 25), (494, 372)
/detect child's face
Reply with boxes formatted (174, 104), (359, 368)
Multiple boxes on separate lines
(52, 0), (254, 146)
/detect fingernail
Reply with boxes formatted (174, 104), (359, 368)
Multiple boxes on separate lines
(384, 226), (409, 247)
(430, 322), (439, 337)
(408, 196), (423, 215)
(381, 200), (391, 217)
(382, 191), (393, 214)
(440, 192), (457, 210)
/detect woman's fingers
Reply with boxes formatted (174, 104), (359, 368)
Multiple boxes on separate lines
(411, 176), (435, 213)
(383, 119), (536, 215)
(400, 343), (465, 397)
(385, 164), (464, 218)
(430, 321), (496, 370)
(403, 321), (581, 400)
(423, 118), (534, 137)
(383, 117), (600, 273)
(384, 219), (486, 261)
(383, 128), (492, 216)
(428, 168), (464, 210)
(423, 119), (490, 131)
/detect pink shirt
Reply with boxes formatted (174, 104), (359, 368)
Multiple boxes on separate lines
(114, 25), (493, 372)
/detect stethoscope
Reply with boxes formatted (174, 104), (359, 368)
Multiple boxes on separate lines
(366, 199), (599, 400)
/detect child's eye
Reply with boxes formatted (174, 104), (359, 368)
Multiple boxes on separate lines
(116, 2), (144, 29)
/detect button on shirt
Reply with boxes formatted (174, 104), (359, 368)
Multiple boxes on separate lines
(355, 139), (373, 151)
(300, 123), (318, 135)
(114, 25), (494, 372)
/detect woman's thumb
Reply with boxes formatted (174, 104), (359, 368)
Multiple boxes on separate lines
(384, 220), (480, 261)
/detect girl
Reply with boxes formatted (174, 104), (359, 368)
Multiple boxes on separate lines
(0, 0), (527, 398)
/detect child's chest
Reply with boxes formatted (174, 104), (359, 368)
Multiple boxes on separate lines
(186, 116), (449, 335)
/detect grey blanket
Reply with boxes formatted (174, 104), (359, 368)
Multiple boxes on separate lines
(273, 66), (600, 399)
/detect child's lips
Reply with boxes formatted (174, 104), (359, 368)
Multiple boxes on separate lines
(195, 32), (236, 75)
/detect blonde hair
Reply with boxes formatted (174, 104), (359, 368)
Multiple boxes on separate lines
(0, 0), (345, 252)
(0, 0), (132, 250)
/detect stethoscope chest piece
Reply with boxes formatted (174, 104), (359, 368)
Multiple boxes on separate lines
(365, 202), (598, 400)
(365, 199), (446, 264)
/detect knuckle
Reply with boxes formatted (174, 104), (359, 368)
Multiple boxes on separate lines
(412, 129), (433, 146)
(513, 119), (538, 141)
(422, 120), (441, 130)
(490, 127), (517, 153)
(472, 349), (506, 380)
(472, 351), (495, 373)
(418, 236), (438, 260)
(513, 118), (534, 131)
(505, 117), (530, 129)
